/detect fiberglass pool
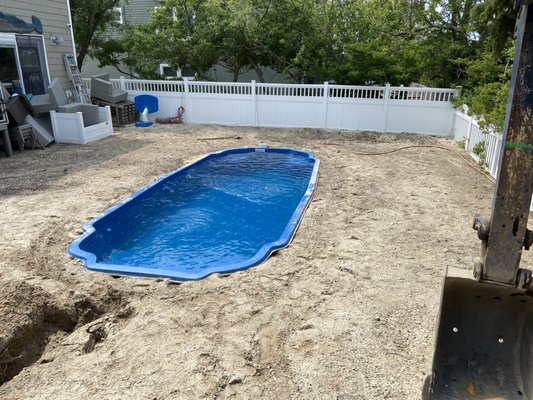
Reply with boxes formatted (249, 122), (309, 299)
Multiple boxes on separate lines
(68, 147), (319, 281)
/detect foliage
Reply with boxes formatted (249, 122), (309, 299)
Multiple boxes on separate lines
(473, 0), (516, 57)
(94, 24), (169, 79)
(453, 42), (513, 132)
(449, 0), (516, 132)
(69, 0), (126, 69)
(76, 0), (519, 126)
(460, 80), (510, 132)
(472, 140), (487, 167)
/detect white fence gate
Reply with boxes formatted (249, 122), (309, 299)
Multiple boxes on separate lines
(84, 78), (458, 136)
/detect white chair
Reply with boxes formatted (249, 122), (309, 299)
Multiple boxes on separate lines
(48, 78), (99, 127)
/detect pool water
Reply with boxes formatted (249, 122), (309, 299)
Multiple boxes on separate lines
(69, 148), (319, 280)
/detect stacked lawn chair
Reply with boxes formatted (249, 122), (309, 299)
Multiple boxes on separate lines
(90, 73), (136, 126)
(48, 78), (100, 126)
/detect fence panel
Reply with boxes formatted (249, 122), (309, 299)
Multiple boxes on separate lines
(451, 107), (533, 210)
(257, 83), (323, 97)
(387, 101), (456, 135)
(468, 119), (499, 178)
(389, 87), (456, 102)
(186, 81), (253, 125)
(326, 98), (384, 131)
(188, 81), (251, 95)
(467, 125), (501, 177)
(82, 78), (459, 134)
(386, 87), (457, 135)
(453, 110), (471, 141)
(187, 95), (254, 126)
(121, 79), (184, 93)
(453, 107), (502, 178)
(256, 97), (324, 128)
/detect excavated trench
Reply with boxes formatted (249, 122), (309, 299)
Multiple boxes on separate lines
(0, 279), (129, 386)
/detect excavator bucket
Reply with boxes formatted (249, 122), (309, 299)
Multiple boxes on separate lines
(424, 268), (533, 399)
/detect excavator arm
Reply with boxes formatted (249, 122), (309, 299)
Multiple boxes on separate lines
(474, 0), (533, 287)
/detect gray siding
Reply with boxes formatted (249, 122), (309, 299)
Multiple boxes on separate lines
(2, 0), (74, 92)
(107, 0), (159, 38)
(123, 0), (160, 24)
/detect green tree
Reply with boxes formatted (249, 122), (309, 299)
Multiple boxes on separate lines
(323, 0), (424, 85)
(453, 0), (516, 131)
(85, 0), (517, 134)
(473, 0), (516, 57)
(69, 0), (126, 70)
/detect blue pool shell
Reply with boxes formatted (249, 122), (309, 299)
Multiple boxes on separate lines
(68, 147), (320, 281)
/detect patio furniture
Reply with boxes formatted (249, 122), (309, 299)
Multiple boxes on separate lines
(9, 124), (43, 150)
(29, 93), (55, 114)
(47, 78), (113, 145)
(1, 84), (54, 147)
(0, 88), (12, 157)
(0, 127), (12, 157)
(0, 97), (12, 157)
(6, 94), (33, 126)
(90, 73), (128, 104)
(50, 106), (113, 144)
(48, 78), (99, 127)
(0, 87), (8, 124)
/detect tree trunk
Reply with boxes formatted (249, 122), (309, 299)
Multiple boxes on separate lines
(75, 11), (98, 70)
(248, 56), (265, 83)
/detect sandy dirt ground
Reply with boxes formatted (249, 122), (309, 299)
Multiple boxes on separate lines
(0, 124), (513, 399)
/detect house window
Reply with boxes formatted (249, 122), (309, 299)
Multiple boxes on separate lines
(154, 6), (177, 21)
(114, 6), (124, 24)
(15, 35), (49, 95)
(159, 63), (181, 78)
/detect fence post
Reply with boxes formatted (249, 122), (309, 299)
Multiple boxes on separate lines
(183, 78), (190, 124)
(323, 81), (329, 129)
(383, 83), (391, 133)
(251, 80), (258, 127)
(449, 108), (457, 138)
(119, 76), (126, 91)
(490, 133), (502, 178)
(466, 113), (473, 150)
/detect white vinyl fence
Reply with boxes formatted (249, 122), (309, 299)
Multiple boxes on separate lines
(83, 78), (533, 208)
(84, 78), (458, 136)
(453, 107), (533, 212)
(452, 106), (502, 178)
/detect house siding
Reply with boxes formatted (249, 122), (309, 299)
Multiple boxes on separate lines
(124, 0), (160, 24)
(106, 0), (158, 39)
(2, 0), (75, 92)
